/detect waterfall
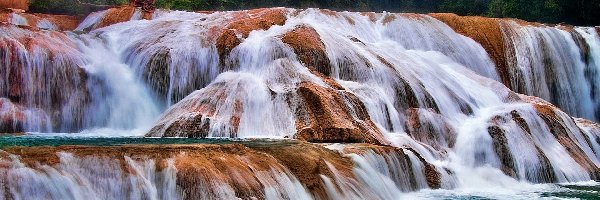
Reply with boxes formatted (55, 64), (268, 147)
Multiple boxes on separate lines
(500, 22), (596, 121)
(1, 6), (600, 199)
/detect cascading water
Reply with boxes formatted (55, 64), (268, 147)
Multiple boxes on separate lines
(1, 5), (600, 199)
(500, 21), (596, 121)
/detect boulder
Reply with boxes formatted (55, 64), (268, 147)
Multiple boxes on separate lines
(294, 82), (386, 144)
(216, 8), (288, 66)
(281, 26), (331, 76)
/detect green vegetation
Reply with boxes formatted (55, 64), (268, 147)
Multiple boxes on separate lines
(29, 0), (128, 15)
(28, 0), (600, 25)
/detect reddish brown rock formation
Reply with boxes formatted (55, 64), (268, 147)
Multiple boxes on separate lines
(0, 9), (82, 31)
(281, 26), (332, 76)
(1, 141), (443, 199)
(405, 108), (456, 150)
(342, 144), (441, 189)
(486, 111), (558, 182)
(429, 13), (510, 87)
(295, 82), (386, 144)
(523, 95), (600, 178)
(30, 13), (82, 30)
(147, 84), (236, 138)
(0, 24), (89, 132)
(1, 142), (417, 199)
(95, 6), (137, 29)
(382, 13), (396, 25)
(0, 98), (25, 133)
(251, 142), (356, 199)
(216, 8), (288, 66)
(0, 0), (27, 11)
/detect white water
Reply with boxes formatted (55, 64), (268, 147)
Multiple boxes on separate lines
(1, 7), (600, 199)
(501, 22), (597, 121)
(0, 150), (315, 200)
(1, 153), (179, 200)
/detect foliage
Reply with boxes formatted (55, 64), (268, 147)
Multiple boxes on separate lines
(28, 0), (600, 25)
(29, 0), (129, 15)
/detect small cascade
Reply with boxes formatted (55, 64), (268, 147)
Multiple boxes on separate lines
(75, 10), (109, 32)
(320, 145), (439, 199)
(500, 21), (596, 121)
(1, 153), (180, 200)
(0, 144), (324, 199)
(9, 13), (27, 26)
(0, 25), (88, 132)
(70, 29), (161, 130)
(576, 27), (600, 120)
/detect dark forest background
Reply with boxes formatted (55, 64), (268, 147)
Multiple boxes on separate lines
(29, 0), (600, 26)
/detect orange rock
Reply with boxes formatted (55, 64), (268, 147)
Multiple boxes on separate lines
(0, 9), (83, 31)
(215, 8), (288, 66)
(429, 13), (510, 87)
(523, 95), (600, 178)
(342, 144), (442, 189)
(252, 142), (356, 199)
(281, 26), (331, 76)
(405, 108), (456, 149)
(382, 13), (396, 25)
(0, 0), (28, 11)
(31, 13), (82, 31)
(319, 9), (338, 17)
(96, 6), (137, 29)
(1, 142), (361, 199)
(295, 82), (386, 144)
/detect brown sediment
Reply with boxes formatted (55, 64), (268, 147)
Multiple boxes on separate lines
(295, 82), (386, 144)
(429, 13), (511, 87)
(281, 25), (331, 76)
(215, 28), (241, 67)
(96, 6), (137, 29)
(488, 110), (558, 182)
